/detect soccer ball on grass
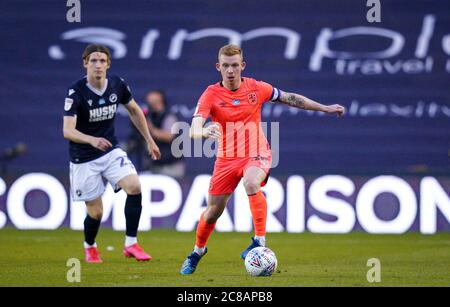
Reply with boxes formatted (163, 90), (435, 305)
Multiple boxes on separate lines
(244, 247), (277, 277)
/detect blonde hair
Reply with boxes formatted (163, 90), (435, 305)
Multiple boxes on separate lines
(218, 44), (243, 62)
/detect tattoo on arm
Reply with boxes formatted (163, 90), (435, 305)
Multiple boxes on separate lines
(277, 91), (306, 109)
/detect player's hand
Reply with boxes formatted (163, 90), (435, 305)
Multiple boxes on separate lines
(147, 143), (161, 160)
(203, 122), (221, 139)
(90, 137), (113, 151)
(326, 104), (345, 117)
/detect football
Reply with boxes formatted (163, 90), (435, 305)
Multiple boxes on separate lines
(244, 247), (278, 277)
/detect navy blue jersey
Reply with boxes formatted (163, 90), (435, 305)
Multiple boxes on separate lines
(63, 75), (133, 163)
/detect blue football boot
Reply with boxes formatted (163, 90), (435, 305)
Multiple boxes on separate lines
(180, 248), (207, 275)
(240, 237), (262, 260)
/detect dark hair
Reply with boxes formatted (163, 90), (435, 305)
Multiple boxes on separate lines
(146, 89), (167, 107)
(82, 44), (111, 63)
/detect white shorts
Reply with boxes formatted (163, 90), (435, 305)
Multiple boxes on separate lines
(69, 148), (137, 202)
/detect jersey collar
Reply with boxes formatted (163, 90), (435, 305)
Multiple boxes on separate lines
(86, 78), (109, 96)
(220, 78), (244, 92)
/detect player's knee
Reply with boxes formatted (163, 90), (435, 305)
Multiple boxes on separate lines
(128, 184), (141, 195)
(125, 181), (141, 195)
(93, 212), (103, 220)
(88, 209), (103, 221)
(243, 178), (260, 194)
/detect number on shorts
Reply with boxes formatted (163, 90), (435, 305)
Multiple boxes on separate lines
(116, 156), (132, 167)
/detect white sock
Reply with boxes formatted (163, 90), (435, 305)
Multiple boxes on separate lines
(194, 245), (206, 256)
(84, 241), (97, 249)
(125, 236), (137, 247)
(254, 236), (266, 247)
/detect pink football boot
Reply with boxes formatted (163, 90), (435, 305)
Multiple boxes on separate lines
(123, 243), (152, 261)
(84, 247), (103, 263)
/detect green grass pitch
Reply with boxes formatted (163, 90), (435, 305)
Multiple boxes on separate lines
(0, 228), (449, 286)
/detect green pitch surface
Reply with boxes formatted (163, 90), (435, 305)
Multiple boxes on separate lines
(0, 228), (449, 286)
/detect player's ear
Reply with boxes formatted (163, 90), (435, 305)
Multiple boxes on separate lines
(215, 62), (221, 72)
(241, 61), (246, 71)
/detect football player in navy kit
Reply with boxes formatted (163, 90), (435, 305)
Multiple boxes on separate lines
(63, 44), (161, 263)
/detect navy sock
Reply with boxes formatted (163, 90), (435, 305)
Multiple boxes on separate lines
(84, 215), (101, 246)
(125, 193), (142, 237)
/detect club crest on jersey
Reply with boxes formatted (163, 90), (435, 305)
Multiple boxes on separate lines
(247, 92), (257, 105)
(64, 98), (73, 111)
(99, 98), (106, 105)
(109, 93), (118, 103)
(232, 99), (240, 105)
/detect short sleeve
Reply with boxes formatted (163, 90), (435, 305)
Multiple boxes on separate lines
(193, 89), (214, 119)
(119, 78), (133, 105)
(63, 87), (81, 116)
(257, 81), (280, 104)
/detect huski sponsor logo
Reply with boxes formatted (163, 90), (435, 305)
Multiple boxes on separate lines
(89, 105), (117, 122)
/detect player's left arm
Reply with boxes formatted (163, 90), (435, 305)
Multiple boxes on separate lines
(275, 90), (345, 117)
(124, 99), (161, 160)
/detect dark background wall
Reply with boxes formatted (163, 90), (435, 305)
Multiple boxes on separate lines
(0, 0), (449, 176)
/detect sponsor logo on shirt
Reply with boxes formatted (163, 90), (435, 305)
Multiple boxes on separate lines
(89, 104), (117, 122)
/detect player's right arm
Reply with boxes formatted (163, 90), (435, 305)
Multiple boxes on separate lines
(190, 89), (221, 139)
(189, 116), (221, 139)
(63, 116), (112, 151)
